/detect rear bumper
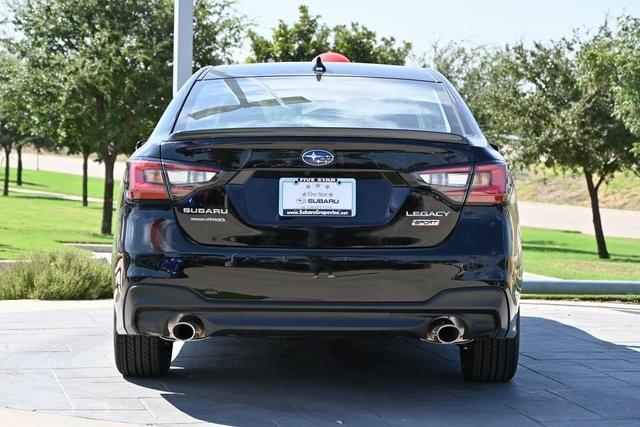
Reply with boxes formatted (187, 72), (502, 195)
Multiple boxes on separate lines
(120, 284), (518, 340)
(113, 202), (522, 340)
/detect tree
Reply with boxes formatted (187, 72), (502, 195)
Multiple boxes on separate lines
(248, 5), (411, 64)
(248, 5), (331, 62)
(0, 122), (17, 197)
(0, 56), (14, 196)
(14, 140), (23, 186)
(248, 5), (330, 62)
(0, 52), (26, 196)
(12, 136), (55, 187)
(603, 16), (640, 137)
(579, 16), (640, 156)
(4, 6), (99, 206)
(484, 35), (638, 258)
(58, 84), (103, 207)
(8, 0), (248, 234)
(193, 0), (246, 68)
(333, 23), (410, 65)
(419, 41), (497, 137)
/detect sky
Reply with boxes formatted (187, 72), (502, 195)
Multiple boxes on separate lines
(235, 0), (640, 62)
(2, 1), (638, 63)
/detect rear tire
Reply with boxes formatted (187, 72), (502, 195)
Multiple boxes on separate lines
(459, 312), (519, 383)
(114, 331), (173, 377)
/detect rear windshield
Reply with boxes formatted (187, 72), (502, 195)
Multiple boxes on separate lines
(173, 76), (462, 134)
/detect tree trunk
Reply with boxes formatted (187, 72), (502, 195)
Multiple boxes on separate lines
(584, 170), (609, 259)
(82, 151), (89, 207)
(101, 154), (116, 235)
(16, 145), (23, 186)
(2, 146), (10, 196)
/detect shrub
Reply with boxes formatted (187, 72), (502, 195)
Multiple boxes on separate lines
(0, 250), (112, 300)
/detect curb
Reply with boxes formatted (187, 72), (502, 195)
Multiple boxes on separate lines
(0, 260), (17, 270)
(65, 243), (113, 253)
(523, 279), (640, 295)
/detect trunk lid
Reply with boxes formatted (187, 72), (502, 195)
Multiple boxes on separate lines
(161, 131), (481, 249)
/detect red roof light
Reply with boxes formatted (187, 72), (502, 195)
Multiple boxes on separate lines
(313, 51), (351, 63)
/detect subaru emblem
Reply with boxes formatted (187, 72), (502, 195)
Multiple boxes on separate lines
(302, 149), (334, 166)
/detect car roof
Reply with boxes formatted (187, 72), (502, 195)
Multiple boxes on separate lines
(204, 62), (441, 82)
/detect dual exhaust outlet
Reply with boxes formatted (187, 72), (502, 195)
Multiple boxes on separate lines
(424, 317), (466, 344)
(169, 315), (465, 344)
(169, 316), (204, 341)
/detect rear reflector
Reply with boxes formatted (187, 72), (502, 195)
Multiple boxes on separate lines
(126, 159), (220, 201)
(413, 162), (509, 205)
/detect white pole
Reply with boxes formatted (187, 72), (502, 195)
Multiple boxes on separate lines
(173, 0), (194, 96)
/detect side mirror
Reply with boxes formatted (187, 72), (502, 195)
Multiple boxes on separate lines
(135, 139), (147, 150)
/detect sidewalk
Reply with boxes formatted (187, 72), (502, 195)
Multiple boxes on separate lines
(8, 187), (103, 203)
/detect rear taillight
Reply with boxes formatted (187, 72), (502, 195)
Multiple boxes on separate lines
(125, 159), (220, 201)
(163, 162), (220, 199)
(467, 162), (509, 205)
(126, 160), (168, 200)
(413, 165), (472, 203)
(412, 162), (509, 205)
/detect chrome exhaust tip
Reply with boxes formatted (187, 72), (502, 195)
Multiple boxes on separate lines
(435, 324), (462, 344)
(169, 317), (204, 341)
(171, 322), (197, 341)
(424, 317), (466, 344)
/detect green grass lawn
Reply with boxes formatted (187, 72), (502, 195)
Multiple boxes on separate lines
(8, 167), (111, 199)
(0, 194), (111, 259)
(522, 227), (640, 281)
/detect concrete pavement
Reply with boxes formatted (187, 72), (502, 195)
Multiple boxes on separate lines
(0, 407), (135, 427)
(1, 299), (639, 426)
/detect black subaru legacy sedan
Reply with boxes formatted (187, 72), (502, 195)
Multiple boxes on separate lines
(113, 56), (522, 382)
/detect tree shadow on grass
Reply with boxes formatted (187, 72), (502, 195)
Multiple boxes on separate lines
(524, 243), (640, 263)
(524, 244), (598, 256)
(0, 243), (19, 255)
(8, 179), (47, 188)
(7, 195), (101, 208)
(126, 312), (640, 425)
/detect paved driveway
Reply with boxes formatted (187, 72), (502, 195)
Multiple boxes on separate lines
(0, 299), (639, 426)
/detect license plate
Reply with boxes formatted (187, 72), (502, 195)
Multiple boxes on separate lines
(279, 177), (356, 217)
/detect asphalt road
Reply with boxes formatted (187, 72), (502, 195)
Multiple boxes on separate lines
(6, 152), (640, 238)
(1, 299), (639, 426)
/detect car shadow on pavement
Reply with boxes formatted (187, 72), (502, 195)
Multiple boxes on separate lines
(126, 314), (640, 426)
